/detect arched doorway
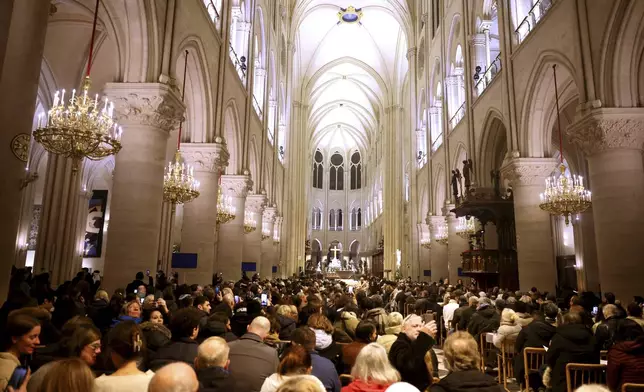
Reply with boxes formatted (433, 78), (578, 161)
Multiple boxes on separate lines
(349, 240), (361, 272)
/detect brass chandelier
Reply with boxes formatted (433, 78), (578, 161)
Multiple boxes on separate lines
(539, 65), (591, 225)
(216, 186), (235, 226)
(455, 216), (478, 239)
(435, 218), (449, 246)
(262, 225), (271, 241)
(163, 51), (200, 205)
(34, 0), (121, 171)
(243, 210), (257, 234)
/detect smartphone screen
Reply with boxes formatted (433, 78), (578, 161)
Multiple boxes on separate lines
(234, 295), (240, 304)
(348, 286), (354, 294)
(592, 306), (598, 316)
(215, 287), (220, 294)
(261, 293), (268, 306)
(140, 297), (144, 305)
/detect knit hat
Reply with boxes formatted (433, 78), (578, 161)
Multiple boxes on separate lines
(501, 308), (518, 325)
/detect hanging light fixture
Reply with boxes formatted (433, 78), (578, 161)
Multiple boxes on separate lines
(455, 216), (478, 239)
(435, 218), (449, 246)
(539, 65), (591, 225)
(34, 0), (122, 171)
(243, 210), (257, 234)
(273, 222), (281, 245)
(262, 224), (271, 241)
(216, 185), (235, 226)
(421, 237), (432, 250)
(163, 50), (200, 205)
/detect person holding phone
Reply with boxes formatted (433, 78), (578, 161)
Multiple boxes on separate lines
(389, 315), (438, 391)
(0, 314), (41, 390)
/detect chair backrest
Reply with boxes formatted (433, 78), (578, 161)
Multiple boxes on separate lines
(498, 340), (517, 392)
(405, 303), (414, 317)
(523, 347), (547, 388)
(622, 383), (644, 392)
(565, 363), (607, 392)
(479, 333), (496, 371)
(421, 312), (434, 323)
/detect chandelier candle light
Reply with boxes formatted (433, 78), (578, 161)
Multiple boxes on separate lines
(456, 216), (478, 239)
(163, 50), (200, 205)
(216, 186), (235, 226)
(435, 219), (449, 246)
(243, 210), (257, 234)
(34, 0), (121, 172)
(262, 225), (271, 241)
(539, 65), (591, 225)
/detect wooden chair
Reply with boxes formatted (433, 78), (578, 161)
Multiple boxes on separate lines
(339, 374), (354, 387)
(523, 347), (547, 389)
(622, 383), (644, 392)
(404, 303), (415, 317)
(479, 333), (496, 372)
(496, 340), (517, 392)
(600, 350), (608, 361)
(565, 363), (607, 392)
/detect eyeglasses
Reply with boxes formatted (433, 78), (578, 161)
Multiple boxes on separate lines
(87, 342), (101, 351)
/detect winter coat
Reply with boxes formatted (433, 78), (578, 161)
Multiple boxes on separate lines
(341, 342), (366, 374)
(546, 324), (600, 392)
(430, 370), (502, 392)
(515, 312), (533, 328)
(313, 329), (334, 351)
(310, 351), (341, 392)
(595, 315), (624, 350)
(493, 323), (522, 348)
(341, 379), (392, 392)
(389, 332), (437, 391)
(377, 325), (402, 353)
(317, 340), (344, 375)
(88, 299), (114, 333)
(139, 321), (171, 364)
(196, 366), (236, 392)
(513, 320), (557, 384)
(149, 337), (199, 371)
(334, 311), (359, 339)
(607, 335), (644, 391)
(0, 352), (21, 391)
(456, 306), (476, 331)
(277, 315), (297, 341)
(228, 333), (280, 392)
(363, 308), (388, 335)
(467, 307), (500, 342)
(200, 319), (237, 343)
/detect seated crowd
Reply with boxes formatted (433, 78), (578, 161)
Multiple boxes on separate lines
(0, 267), (643, 392)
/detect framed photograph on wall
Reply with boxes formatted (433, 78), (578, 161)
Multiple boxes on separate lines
(84, 190), (108, 257)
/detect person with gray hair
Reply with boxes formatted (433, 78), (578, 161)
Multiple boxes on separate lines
(148, 362), (199, 392)
(343, 343), (400, 390)
(389, 315), (438, 391)
(194, 337), (235, 391)
(227, 316), (279, 392)
(430, 332), (501, 392)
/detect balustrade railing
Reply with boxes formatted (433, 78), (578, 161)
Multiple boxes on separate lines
(474, 53), (502, 97)
(228, 44), (247, 84)
(515, 0), (555, 45)
(204, 0), (221, 29)
(449, 103), (466, 130)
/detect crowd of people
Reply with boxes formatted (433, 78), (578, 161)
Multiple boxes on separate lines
(0, 266), (643, 392)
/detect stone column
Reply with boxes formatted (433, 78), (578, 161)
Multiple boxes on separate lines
(417, 223), (430, 281)
(33, 156), (88, 284)
(273, 216), (283, 276)
(179, 141), (229, 286)
(261, 206), (277, 278)
(102, 83), (184, 293)
(0, 0), (50, 301)
(243, 193), (266, 275)
(567, 110), (644, 300)
(216, 174), (251, 281)
(445, 204), (469, 284)
(501, 157), (558, 293)
(157, 201), (175, 274)
(428, 215), (448, 283)
(572, 208), (600, 293)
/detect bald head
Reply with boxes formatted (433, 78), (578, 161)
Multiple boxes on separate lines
(248, 316), (271, 339)
(148, 363), (198, 392)
(196, 337), (230, 369)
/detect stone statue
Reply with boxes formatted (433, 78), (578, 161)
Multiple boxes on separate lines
(455, 169), (463, 200)
(463, 159), (473, 191)
(451, 170), (459, 200)
(491, 170), (501, 198)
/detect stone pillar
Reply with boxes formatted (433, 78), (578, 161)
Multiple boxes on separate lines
(445, 204), (468, 285)
(261, 206), (277, 278)
(179, 141), (229, 286)
(273, 216), (283, 276)
(0, 0), (50, 301)
(417, 223), (430, 281)
(428, 215), (448, 283)
(253, 67), (266, 109)
(572, 208), (600, 293)
(243, 193), (266, 275)
(501, 157), (558, 293)
(102, 83), (184, 293)
(33, 155), (88, 284)
(567, 110), (644, 300)
(216, 174), (251, 281)
(157, 202), (175, 274)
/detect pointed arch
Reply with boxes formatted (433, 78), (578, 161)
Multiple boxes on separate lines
(223, 99), (243, 174)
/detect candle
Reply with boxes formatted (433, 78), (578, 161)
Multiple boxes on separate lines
(71, 89), (76, 103)
(60, 89), (66, 107)
(53, 91), (60, 107)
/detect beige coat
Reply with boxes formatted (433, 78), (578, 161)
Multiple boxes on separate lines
(0, 352), (21, 390)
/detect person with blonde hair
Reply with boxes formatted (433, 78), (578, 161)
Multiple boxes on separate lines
(430, 332), (501, 392)
(276, 304), (297, 340)
(493, 308), (521, 348)
(276, 375), (325, 392)
(35, 358), (94, 392)
(343, 343), (400, 392)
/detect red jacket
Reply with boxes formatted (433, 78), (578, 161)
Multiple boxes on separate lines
(342, 379), (392, 392)
(607, 337), (644, 391)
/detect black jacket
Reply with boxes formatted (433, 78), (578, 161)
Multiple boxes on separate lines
(389, 332), (438, 391)
(513, 320), (557, 381)
(88, 299), (113, 333)
(200, 319), (237, 343)
(197, 366), (236, 392)
(140, 321), (172, 367)
(277, 314), (297, 340)
(467, 307), (500, 341)
(149, 337), (199, 371)
(595, 315), (624, 350)
(547, 324), (600, 392)
(457, 306), (476, 331)
(430, 370), (503, 392)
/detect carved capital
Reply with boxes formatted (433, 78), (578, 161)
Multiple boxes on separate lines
(470, 33), (487, 46)
(104, 83), (185, 132)
(255, 67), (267, 77)
(427, 215), (446, 233)
(245, 194), (266, 214)
(500, 157), (557, 187)
(566, 109), (644, 156)
(220, 174), (251, 198)
(180, 140), (230, 173)
(263, 206), (277, 223)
